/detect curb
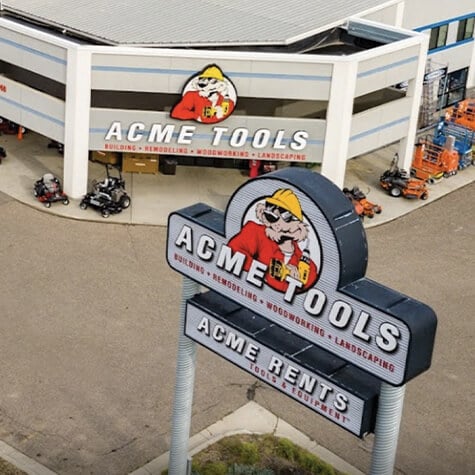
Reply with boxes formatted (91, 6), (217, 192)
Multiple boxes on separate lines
(129, 401), (365, 475)
(0, 441), (56, 475)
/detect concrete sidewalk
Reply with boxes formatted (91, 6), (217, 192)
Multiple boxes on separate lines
(130, 402), (365, 475)
(1, 131), (474, 228)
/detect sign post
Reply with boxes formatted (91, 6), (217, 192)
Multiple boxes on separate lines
(166, 167), (437, 473)
(370, 383), (406, 475)
(168, 276), (200, 475)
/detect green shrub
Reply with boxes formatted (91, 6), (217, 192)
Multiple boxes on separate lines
(276, 437), (297, 461)
(188, 433), (346, 475)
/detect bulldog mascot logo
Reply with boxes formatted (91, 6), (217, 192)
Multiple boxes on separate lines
(227, 188), (319, 293)
(171, 64), (236, 124)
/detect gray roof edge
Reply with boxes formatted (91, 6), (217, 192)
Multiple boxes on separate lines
(1, 0), (405, 47)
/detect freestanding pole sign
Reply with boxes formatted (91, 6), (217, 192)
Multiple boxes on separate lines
(166, 167), (437, 473)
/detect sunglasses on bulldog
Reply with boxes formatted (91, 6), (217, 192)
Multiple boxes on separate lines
(264, 205), (298, 223)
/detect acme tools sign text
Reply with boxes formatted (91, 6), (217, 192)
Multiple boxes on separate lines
(166, 168), (437, 385)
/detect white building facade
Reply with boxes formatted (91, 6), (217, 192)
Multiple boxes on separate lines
(0, 1), (473, 198)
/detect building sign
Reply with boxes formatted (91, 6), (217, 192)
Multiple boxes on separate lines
(166, 168), (437, 386)
(423, 67), (447, 84)
(100, 64), (317, 162)
(103, 121), (311, 161)
(186, 292), (380, 437)
(171, 64), (236, 124)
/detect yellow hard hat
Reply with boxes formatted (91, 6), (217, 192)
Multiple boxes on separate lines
(199, 65), (224, 81)
(266, 189), (303, 221)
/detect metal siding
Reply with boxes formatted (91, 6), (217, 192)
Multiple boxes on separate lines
(0, 25), (67, 82)
(0, 77), (65, 141)
(428, 42), (474, 73)
(355, 45), (420, 97)
(91, 51), (333, 100)
(89, 108), (325, 162)
(348, 97), (411, 157)
(3, 0), (398, 46)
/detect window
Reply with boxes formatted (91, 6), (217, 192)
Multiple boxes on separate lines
(457, 17), (475, 42)
(437, 68), (468, 109)
(429, 24), (448, 50)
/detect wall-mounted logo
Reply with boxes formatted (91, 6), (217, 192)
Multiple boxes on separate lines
(171, 64), (236, 124)
(228, 188), (320, 293)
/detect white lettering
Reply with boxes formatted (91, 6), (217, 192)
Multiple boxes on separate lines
(211, 126), (227, 146)
(284, 365), (300, 384)
(178, 125), (196, 144)
(329, 301), (352, 328)
(268, 356), (284, 376)
(216, 245), (245, 276)
(376, 323), (401, 352)
(283, 276), (303, 302)
(247, 260), (267, 287)
(213, 324), (226, 342)
(319, 382), (333, 401)
(105, 121), (123, 141)
(273, 130), (286, 150)
(197, 235), (215, 261)
(148, 123), (175, 143)
(225, 332), (246, 353)
(175, 225), (193, 252)
(290, 130), (309, 151)
(334, 393), (349, 412)
(197, 316), (210, 335)
(244, 343), (260, 362)
(298, 373), (317, 394)
(127, 122), (145, 141)
(252, 129), (271, 149)
(303, 289), (327, 315)
(230, 128), (248, 148)
(353, 311), (371, 342)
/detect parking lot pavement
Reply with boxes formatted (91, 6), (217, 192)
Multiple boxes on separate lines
(0, 129), (474, 475)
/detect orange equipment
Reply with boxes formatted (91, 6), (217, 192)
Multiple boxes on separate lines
(445, 99), (475, 132)
(411, 138), (459, 183)
(380, 154), (429, 200)
(343, 186), (382, 219)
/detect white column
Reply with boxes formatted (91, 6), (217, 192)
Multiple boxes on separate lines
(63, 46), (92, 199)
(321, 60), (358, 188)
(398, 36), (429, 171)
(394, 1), (405, 28)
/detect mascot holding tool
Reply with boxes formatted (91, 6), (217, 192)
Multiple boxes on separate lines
(171, 64), (236, 124)
(228, 189), (319, 293)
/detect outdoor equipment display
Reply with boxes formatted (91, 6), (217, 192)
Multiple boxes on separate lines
(411, 136), (459, 183)
(33, 173), (69, 208)
(79, 164), (131, 218)
(433, 118), (475, 170)
(380, 154), (429, 200)
(446, 99), (475, 132)
(342, 186), (382, 219)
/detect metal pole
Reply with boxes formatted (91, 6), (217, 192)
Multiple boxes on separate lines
(168, 276), (200, 475)
(369, 383), (406, 475)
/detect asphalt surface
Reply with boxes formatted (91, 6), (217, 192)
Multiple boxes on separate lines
(0, 184), (473, 475)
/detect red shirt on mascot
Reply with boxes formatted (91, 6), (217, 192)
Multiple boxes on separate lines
(228, 189), (318, 293)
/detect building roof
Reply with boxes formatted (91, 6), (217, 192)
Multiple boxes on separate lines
(1, 0), (399, 47)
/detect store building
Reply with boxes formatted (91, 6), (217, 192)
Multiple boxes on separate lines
(0, 1), (473, 198)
